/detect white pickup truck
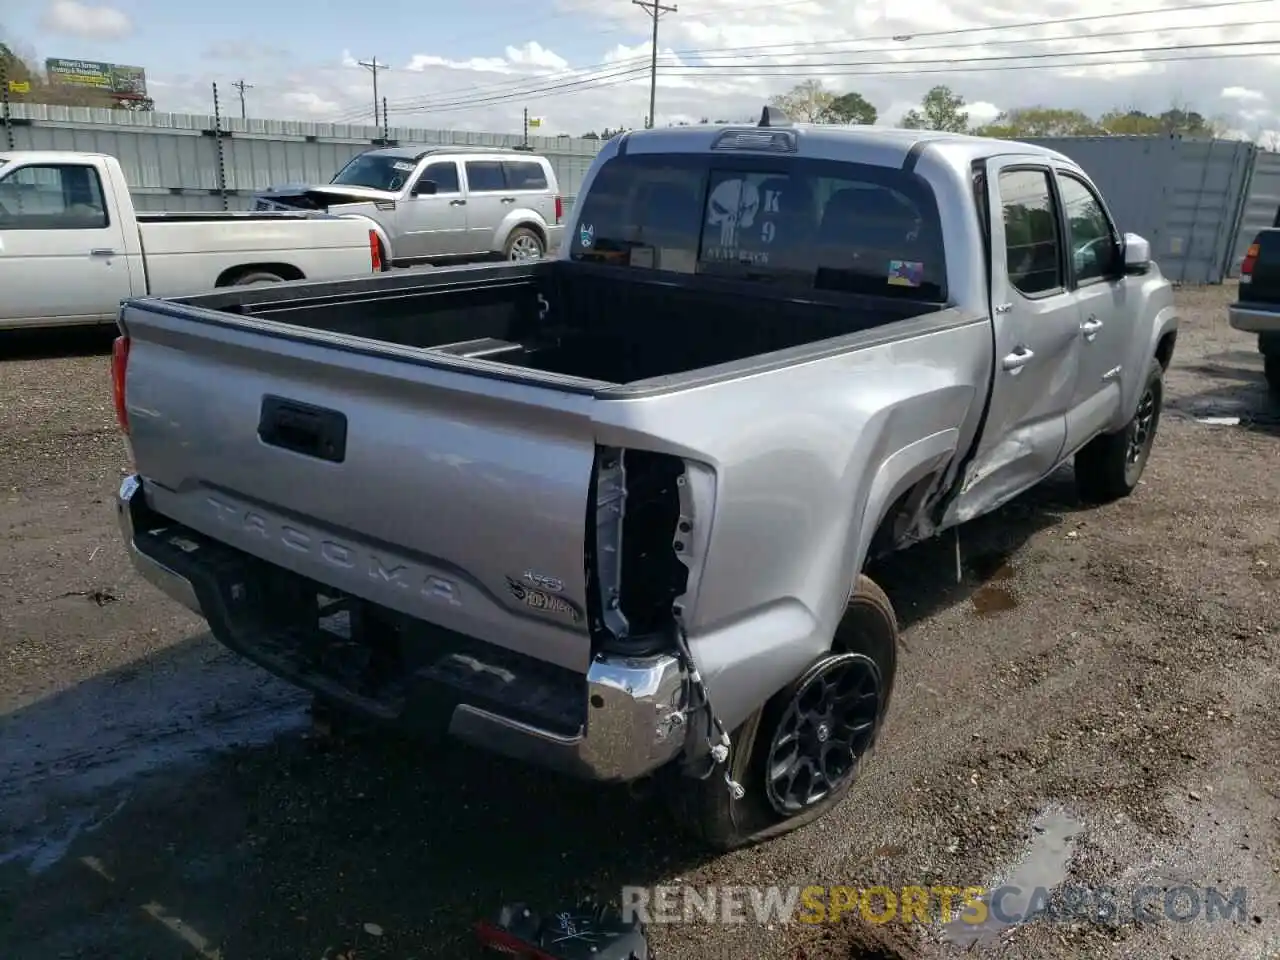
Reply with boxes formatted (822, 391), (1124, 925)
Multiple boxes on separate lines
(0, 150), (384, 330)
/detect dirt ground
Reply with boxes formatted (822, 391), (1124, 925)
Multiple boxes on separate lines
(1, 283), (1278, 960)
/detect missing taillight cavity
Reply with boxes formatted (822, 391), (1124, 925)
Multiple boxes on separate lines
(589, 446), (690, 656)
(111, 335), (130, 433)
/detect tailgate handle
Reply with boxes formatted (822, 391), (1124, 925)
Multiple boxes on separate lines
(258, 395), (347, 463)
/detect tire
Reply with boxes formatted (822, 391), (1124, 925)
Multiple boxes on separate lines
(230, 270), (286, 286)
(1265, 354), (1280, 398)
(1074, 357), (1164, 505)
(664, 574), (898, 852)
(503, 227), (545, 262)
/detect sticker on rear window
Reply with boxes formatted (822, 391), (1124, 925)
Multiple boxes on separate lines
(888, 260), (924, 287)
(392, 161), (416, 172)
(579, 223), (595, 248)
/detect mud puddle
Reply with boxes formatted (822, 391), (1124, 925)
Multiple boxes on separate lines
(967, 553), (1019, 617)
(941, 807), (1082, 948)
(0, 638), (307, 873)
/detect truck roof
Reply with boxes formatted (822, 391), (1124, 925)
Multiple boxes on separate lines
(615, 117), (1077, 171)
(359, 145), (548, 162)
(0, 150), (115, 165)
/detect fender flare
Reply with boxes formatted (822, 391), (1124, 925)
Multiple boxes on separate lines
(850, 428), (962, 584)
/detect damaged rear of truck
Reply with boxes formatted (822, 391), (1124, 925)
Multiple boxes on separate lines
(113, 119), (1006, 849)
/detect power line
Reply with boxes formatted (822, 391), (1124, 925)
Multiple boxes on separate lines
(353, 39), (1280, 119)
(231, 78), (253, 120)
(632, 0), (676, 128)
(329, 0), (1273, 120)
(339, 25), (1277, 121)
(357, 56), (390, 129)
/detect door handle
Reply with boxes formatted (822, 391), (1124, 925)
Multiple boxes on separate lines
(90, 248), (117, 257)
(1080, 316), (1104, 341)
(500, 197), (517, 204)
(449, 199), (466, 206)
(1001, 346), (1035, 372)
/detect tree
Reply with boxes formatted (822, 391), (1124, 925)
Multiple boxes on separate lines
(900, 85), (969, 132)
(769, 79), (835, 123)
(826, 91), (877, 125)
(975, 107), (1102, 139)
(1097, 105), (1229, 137)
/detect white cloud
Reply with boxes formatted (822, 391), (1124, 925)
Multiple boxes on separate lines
(1221, 86), (1265, 103)
(38, 0), (132, 40)
(281, 91), (340, 117)
(505, 41), (568, 72)
(142, 0), (1280, 142)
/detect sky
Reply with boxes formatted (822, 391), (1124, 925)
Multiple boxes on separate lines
(3, 0), (1280, 141)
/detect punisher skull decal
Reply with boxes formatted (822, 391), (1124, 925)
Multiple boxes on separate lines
(707, 179), (761, 248)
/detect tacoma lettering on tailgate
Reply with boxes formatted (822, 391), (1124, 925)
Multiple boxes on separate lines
(205, 495), (461, 606)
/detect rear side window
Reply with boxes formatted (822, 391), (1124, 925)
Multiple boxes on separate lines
(569, 153), (946, 300)
(998, 169), (1062, 296)
(465, 161), (505, 192)
(503, 160), (548, 190)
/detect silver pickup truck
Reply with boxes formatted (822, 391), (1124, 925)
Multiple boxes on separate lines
(112, 110), (1179, 850)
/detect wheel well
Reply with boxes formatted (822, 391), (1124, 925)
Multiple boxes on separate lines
(865, 473), (942, 566)
(509, 221), (546, 248)
(215, 262), (304, 287)
(1155, 330), (1177, 370)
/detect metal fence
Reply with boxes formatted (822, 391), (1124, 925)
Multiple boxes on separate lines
(2, 100), (603, 213)
(4, 103), (1280, 281)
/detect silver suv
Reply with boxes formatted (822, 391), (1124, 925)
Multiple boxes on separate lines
(252, 147), (564, 266)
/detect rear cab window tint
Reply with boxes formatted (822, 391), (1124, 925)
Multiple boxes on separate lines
(569, 153), (946, 300)
(503, 160), (549, 190)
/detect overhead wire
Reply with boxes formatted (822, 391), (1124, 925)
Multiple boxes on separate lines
(325, 0), (1275, 121)
(329, 29), (1280, 122)
(356, 43), (1280, 118)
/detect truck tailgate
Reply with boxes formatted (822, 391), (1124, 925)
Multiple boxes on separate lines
(119, 302), (599, 674)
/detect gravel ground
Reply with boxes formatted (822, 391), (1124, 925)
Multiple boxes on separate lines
(1, 284), (1278, 960)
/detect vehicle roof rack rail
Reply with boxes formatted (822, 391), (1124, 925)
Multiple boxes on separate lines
(758, 105), (793, 128)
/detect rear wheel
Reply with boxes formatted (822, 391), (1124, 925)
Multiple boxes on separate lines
(230, 270), (286, 286)
(664, 574), (898, 851)
(1074, 357), (1164, 504)
(504, 227), (545, 261)
(1264, 354), (1280, 398)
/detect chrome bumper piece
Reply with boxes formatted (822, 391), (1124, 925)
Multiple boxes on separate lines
(116, 474), (689, 782)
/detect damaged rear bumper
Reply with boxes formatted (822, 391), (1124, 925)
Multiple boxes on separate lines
(116, 474), (687, 782)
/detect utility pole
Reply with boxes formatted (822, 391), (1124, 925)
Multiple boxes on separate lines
(231, 78), (253, 120)
(632, 0), (676, 129)
(358, 57), (389, 130)
(523, 107), (528, 147)
(382, 96), (389, 140)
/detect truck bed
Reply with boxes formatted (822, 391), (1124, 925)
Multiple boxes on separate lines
(162, 260), (944, 391)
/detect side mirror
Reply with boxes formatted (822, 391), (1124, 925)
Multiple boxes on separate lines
(412, 179), (437, 196)
(1123, 233), (1151, 274)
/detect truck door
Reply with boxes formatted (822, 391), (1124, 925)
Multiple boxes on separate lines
(462, 159), (509, 255)
(398, 159), (469, 260)
(0, 160), (134, 327)
(951, 158), (1083, 518)
(1052, 166), (1129, 451)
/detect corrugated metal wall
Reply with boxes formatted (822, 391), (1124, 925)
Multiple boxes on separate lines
(1023, 135), (1256, 284)
(1226, 150), (1280, 277)
(2, 102), (604, 212)
(3, 105), (1273, 281)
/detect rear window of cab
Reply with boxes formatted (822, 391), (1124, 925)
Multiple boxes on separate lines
(569, 153), (947, 301)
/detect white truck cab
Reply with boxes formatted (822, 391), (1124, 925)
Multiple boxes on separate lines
(0, 150), (381, 330)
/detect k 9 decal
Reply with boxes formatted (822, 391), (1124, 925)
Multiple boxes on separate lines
(506, 577), (582, 623)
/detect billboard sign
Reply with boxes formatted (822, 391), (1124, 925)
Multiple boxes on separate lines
(45, 58), (147, 98)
